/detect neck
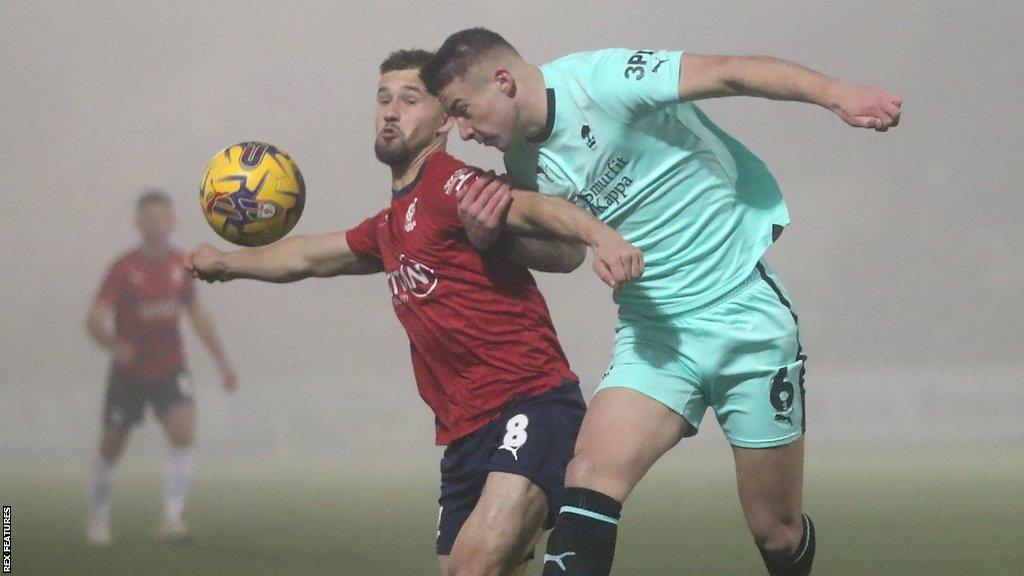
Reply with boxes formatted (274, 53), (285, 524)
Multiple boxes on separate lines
(391, 139), (444, 190)
(517, 64), (549, 141)
(140, 241), (170, 258)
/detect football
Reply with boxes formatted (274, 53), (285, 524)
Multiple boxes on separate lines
(199, 142), (306, 246)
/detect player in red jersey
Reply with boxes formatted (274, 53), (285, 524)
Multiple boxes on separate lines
(186, 50), (637, 575)
(85, 190), (236, 545)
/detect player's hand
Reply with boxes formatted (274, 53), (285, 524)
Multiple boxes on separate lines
(826, 82), (902, 131)
(219, 364), (237, 394)
(590, 229), (644, 290)
(456, 170), (512, 250)
(186, 244), (227, 282)
(112, 340), (135, 369)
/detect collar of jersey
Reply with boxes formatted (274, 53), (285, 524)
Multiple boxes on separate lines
(527, 88), (556, 144)
(392, 158), (429, 200)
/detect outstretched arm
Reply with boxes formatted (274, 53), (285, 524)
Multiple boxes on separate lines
(679, 54), (902, 131)
(185, 233), (380, 283)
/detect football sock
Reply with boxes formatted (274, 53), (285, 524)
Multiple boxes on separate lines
(542, 487), (621, 576)
(89, 453), (117, 517)
(162, 445), (196, 524)
(760, 514), (816, 576)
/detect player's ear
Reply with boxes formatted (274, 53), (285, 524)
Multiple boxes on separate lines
(438, 113), (455, 135)
(495, 68), (516, 98)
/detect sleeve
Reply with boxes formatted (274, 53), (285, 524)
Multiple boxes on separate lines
(430, 163), (483, 232)
(344, 210), (386, 261)
(94, 262), (123, 306)
(586, 48), (682, 118)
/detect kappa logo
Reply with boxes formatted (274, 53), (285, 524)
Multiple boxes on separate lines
(404, 197), (419, 232)
(581, 124), (597, 149)
(544, 551), (577, 571)
(652, 56), (669, 74)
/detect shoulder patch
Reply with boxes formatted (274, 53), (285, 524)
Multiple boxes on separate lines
(444, 167), (480, 196)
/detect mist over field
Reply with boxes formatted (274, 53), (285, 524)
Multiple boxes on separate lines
(1, 3), (1021, 574)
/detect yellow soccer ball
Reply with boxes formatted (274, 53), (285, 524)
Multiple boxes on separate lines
(199, 142), (305, 246)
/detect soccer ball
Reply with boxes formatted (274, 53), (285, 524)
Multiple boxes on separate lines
(199, 142), (306, 246)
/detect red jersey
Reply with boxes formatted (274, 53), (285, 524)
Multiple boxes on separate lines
(346, 151), (578, 444)
(94, 249), (194, 381)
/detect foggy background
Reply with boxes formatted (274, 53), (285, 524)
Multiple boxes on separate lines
(2, 1), (1022, 465)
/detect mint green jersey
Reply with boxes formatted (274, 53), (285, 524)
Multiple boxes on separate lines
(505, 49), (790, 317)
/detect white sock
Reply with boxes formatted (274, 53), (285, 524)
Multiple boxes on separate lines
(89, 454), (117, 518)
(163, 445), (196, 524)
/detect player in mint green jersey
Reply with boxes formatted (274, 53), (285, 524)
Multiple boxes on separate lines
(423, 28), (901, 576)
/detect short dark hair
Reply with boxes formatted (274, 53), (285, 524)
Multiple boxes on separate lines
(421, 27), (519, 96)
(379, 49), (434, 75)
(136, 188), (172, 212)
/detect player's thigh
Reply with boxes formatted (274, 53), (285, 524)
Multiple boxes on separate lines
(154, 371), (196, 446)
(102, 369), (146, 434)
(448, 471), (548, 575)
(732, 437), (804, 542)
(568, 387), (690, 502)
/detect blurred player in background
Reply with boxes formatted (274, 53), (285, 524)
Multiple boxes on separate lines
(186, 50), (639, 576)
(423, 28), (902, 576)
(85, 189), (236, 544)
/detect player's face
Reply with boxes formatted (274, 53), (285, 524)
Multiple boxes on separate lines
(438, 68), (517, 151)
(136, 203), (175, 245)
(375, 69), (451, 166)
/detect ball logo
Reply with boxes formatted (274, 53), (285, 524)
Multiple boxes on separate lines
(239, 142), (271, 168)
(258, 202), (278, 219)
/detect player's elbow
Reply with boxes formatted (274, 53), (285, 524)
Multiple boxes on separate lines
(556, 243), (587, 273)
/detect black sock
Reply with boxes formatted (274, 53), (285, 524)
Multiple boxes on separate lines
(542, 487), (622, 576)
(760, 514), (816, 576)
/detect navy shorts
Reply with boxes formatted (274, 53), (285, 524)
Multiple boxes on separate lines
(436, 380), (586, 555)
(103, 367), (193, 431)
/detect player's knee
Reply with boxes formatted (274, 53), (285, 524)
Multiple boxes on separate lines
(564, 452), (597, 488)
(169, 430), (194, 447)
(564, 452), (629, 501)
(100, 432), (127, 461)
(447, 552), (500, 576)
(448, 535), (518, 576)
(164, 416), (195, 446)
(750, 513), (803, 559)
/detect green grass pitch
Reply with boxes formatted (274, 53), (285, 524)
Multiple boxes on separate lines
(2, 448), (1021, 575)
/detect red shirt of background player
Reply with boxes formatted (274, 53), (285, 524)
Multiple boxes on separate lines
(94, 250), (194, 381)
(346, 150), (578, 444)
